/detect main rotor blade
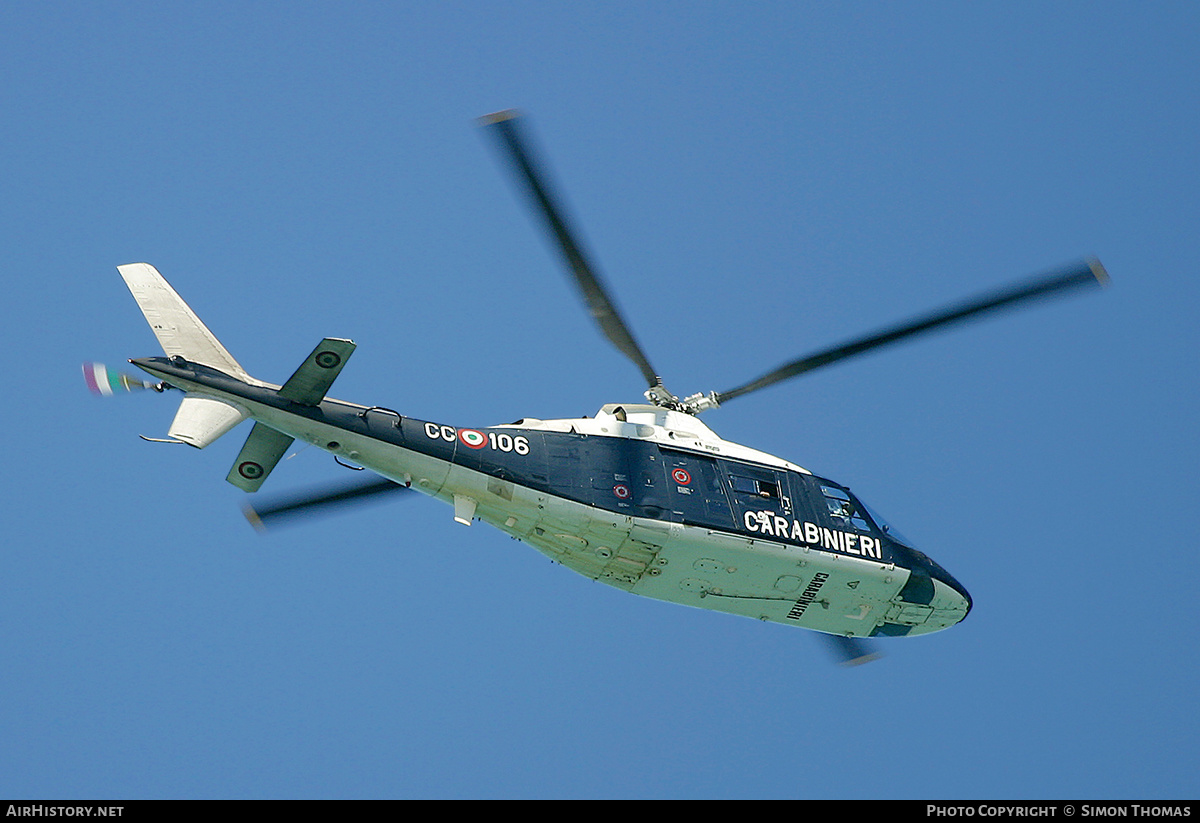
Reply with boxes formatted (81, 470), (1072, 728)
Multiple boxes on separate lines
(243, 477), (410, 531)
(480, 110), (662, 389)
(716, 258), (1109, 405)
(823, 635), (883, 667)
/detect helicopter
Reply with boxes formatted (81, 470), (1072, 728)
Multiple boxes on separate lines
(87, 110), (1108, 665)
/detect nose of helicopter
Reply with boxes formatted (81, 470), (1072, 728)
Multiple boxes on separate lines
(916, 545), (973, 623)
(944, 576), (973, 622)
(943, 571), (973, 617)
(913, 574), (973, 635)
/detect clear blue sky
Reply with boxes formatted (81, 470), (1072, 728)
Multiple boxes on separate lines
(2, 1), (1197, 799)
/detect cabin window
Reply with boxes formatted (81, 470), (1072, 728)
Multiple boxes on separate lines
(730, 474), (779, 500)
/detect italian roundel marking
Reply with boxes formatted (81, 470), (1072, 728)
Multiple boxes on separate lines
(458, 429), (488, 449)
(672, 468), (692, 485)
(613, 484), (631, 499)
(315, 351), (342, 369)
(239, 461), (264, 479)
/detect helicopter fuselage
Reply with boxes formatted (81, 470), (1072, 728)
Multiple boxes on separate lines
(98, 109), (1104, 660)
(134, 355), (972, 641)
(102, 107), (1105, 654)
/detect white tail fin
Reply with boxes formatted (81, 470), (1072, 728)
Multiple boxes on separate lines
(168, 395), (248, 448)
(119, 262), (256, 448)
(117, 263), (253, 382)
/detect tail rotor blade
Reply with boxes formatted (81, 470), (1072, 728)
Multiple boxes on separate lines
(243, 477), (410, 531)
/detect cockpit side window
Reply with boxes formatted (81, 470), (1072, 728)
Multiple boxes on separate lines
(819, 484), (873, 533)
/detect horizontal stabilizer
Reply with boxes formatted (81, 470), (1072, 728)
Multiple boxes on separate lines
(118, 263), (253, 382)
(278, 338), (356, 406)
(169, 396), (247, 449)
(227, 423), (295, 492)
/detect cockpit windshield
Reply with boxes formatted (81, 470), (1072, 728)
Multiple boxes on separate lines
(858, 499), (918, 548)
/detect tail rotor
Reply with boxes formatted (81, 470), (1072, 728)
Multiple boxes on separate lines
(82, 361), (166, 396)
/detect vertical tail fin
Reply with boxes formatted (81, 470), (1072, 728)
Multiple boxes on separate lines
(119, 262), (255, 448)
(117, 263), (255, 383)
